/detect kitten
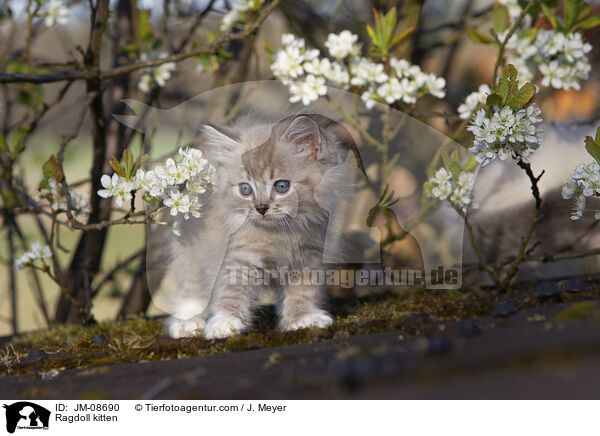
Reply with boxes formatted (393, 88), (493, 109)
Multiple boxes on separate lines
(166, 114), (356, 339)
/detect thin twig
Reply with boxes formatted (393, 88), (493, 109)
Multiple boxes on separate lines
(464, 213), (500, 283)
(491, 0), (537, 86)
(498, 160), (544, 290)
(0, 0), (281, 84)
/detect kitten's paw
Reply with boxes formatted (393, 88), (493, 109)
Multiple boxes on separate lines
(281, 311), (334, 331)
(166, 315), (206, 339)
(204, 314), (245, 339)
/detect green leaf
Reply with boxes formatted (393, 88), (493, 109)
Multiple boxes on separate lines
(423, 181), (435, 196)
(0, 132), (8, 153)
(519, 27), (538, 41)
(498, 78), (509, 102)
(541, 3), (559, 28)
(451, 147), (459, 164)
(110, 157), (126, 178)
(368, 8), (399, 58)
(595, 126), (600, 145)
(123, 44), (140, 54)
(463, 155), (479, 172)
(10, 126), (30, 157)
(466, 28), (493, 44)
(366, 23), (377, 45)
(38, 179), (51, 191)
(575, 14), (600, 29)
(264, 41), (274, 59)
(441, 152), (453, 174)
(449, 161), (462, 179)
(502, 64), (518, 82)
(508, 78), (519, 100)
(1, 188), (17, 208)
(151, 37), (164, 50)
(492, 3), (510, 33)
(441, 150), (463, 179)
(506, 82), (536, 109)
(42, 155), (64, 182)
(123, 149), (134, 179)
(563, 0), (580, 31)
(585, 136), (600, 165)
(389, 26), (415, 49)
(486, 92), (503, 107)
(17, 85), (43, 109)
(137, 9), (153, 45)
(132, 154), (149, 176)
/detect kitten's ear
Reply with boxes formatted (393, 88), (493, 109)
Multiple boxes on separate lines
(282, 115), (322, 160)
(201, 123), (240, 166)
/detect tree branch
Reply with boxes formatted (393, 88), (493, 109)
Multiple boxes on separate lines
(0, 0), (281, 84)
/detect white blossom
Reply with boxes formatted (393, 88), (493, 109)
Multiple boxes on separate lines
(219, 0), (256, 32)
(270, 31), (445, 107)
(539, 60), (566, 89)
(324, 30), (361, 59)
(44, 0), (69, 27)
(458, 84), (491, 120)
(497, 0), (524, 21)
(303, 57), (332, 77)
(562, 161), (600, 221)
(271, 45), (305, 79)
(350, 58), (388, 86)
(430, 167), (453, 200)
(281, 33), (305, 48)
(97, 146), (215, 223)
(571, 194), (586, 220)
(164, 189), (189, 216)
(324, 62), (349, 88)
(138, 53), (176, 93)
(376, 78), (405, 104)
(428, 168), (477, 214)
(15, 241), (52, 271)
(36, 178), (90, 216)
(97, 173), (135, 208)
(467, 104), (544, 167)
(423, 74), (446, 99)
(505, 28), (592, 91)
(288, 75), (327, 105)
(361, 88), (378, 109)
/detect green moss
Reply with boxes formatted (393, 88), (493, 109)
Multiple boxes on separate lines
(553, 302), (598, 322)
(1, 287), (598, 377)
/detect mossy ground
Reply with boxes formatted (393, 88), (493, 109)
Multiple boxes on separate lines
(2, 285), (599, 377)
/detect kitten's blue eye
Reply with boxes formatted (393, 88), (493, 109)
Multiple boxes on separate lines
(274, 180), (290, 193)
(239, 183), (253, 196)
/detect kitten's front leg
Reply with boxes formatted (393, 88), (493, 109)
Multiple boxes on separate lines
(279, 284), (333, 331)
(165, 287), (209, 338)
(204, 267), (255, 339)
(166, 314), (206, 339)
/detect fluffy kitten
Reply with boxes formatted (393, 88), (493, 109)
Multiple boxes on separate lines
(166, 114), (355, 339)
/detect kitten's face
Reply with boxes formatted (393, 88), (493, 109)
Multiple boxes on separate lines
(204, 116), (329, 231)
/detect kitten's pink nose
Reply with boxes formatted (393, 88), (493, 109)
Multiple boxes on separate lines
(255, 204), (269, 215)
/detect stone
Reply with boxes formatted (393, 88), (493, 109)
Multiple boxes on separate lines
(426, 335), (452, 355)
(492, 301), (518, 318)
(565, 279), (587, 293)
(90, 334), (108, 345)
(537, 282), (562, 298)
(457, 319), (482, 338)
(25, 349), (48, 362)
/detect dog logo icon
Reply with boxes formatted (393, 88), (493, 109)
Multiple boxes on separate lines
(3, 402), (50, 433)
